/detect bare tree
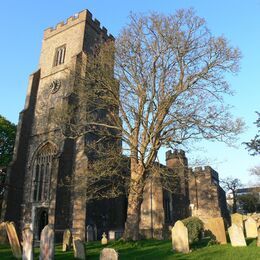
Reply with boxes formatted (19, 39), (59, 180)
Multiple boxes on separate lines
(249, 165), (260, 185)
(244, 111), (260, 156)
(221, 177), (242, 213)
(53, 9), (243, 240)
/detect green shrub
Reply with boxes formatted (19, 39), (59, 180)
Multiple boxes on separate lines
(182, 217), (204, 244)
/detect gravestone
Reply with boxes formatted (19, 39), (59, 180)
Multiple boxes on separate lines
(86, 225), (94, 242)
(22, 226), (33, 260)
(100, 248), (118, 260)
(245, 217), (258, 238)
(231, 213), (243, 230)
(94, 225), (97, 241)
(109, 230), (115, 240)
(257, 228), (260, 247)
(5, 221), (22, 258)
(39, 225), (54, 260)
(171, 220), (189, 253)
(205, 217), (227, 244)
(228, 224), (246, 247)
(101, 232), (108, 245)
(73, 239), (85, 260)
(62, 229), (72, 252)
(0, 222), (8, 244)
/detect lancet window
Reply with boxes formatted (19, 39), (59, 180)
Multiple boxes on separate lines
(53, 45), (66, 66)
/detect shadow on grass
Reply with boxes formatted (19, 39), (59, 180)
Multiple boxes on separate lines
(1, 237), (259, 260)
(246, 238), (256, 246)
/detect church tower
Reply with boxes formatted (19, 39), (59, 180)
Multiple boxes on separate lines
(3, 10), (114, 240)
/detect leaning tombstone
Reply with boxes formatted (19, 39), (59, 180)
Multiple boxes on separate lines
(100, 248), (118, 260)
(228, 224), (246, 247)
(231, 213), (243, 230)
(5, 221), (22, 258)
(101, 232), (108, 245)
(0, 222), (8, 244)
(39, 225), (54, 260)
(171, 220), (189, 253)
(22, 226), (33, 260)
(245, 217), (258, 238)
(62, 229), (72, 252)
(73, 239), (85, 260)
(205, 217), (227, 244)
(86, 225), (94, 242)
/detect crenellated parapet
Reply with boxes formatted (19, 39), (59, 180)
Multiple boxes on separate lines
(43, 9), (114, 40)
(165, 149), (186, 161)
(193, 165), (219, 183)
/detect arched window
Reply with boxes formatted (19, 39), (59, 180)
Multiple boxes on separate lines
(53, 45), (66, 66)
(32, 143), (57, 202)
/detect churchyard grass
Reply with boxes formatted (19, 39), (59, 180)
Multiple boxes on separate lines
(0, 238), (259, 259)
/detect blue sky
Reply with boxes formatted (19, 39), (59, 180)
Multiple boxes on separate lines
(0, 0), (259, 184)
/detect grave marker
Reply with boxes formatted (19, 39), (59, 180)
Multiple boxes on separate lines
(22, 226), (33, 260)
(5, 221), (22, 258)
(228, 224), (246, 247)
(39, 225), (54, 260)
(171, 220), (189, 253)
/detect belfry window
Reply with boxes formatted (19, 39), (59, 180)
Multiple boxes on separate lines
(53, 45), (66, 66)
(32, 143), (56, 202)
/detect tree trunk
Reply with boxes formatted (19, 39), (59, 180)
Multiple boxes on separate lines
(123, 161), (145, 241)
(232, 190), (237, 213)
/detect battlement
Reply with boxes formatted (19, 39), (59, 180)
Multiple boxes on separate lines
(43, 9), (114, 40)
(166, 149), (186, 161)
(194, 166), (213, 173)
(193, 166), (219, 181)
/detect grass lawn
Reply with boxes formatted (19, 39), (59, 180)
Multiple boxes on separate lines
(0, 238), (259, 259)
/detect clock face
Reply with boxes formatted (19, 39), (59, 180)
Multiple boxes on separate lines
(49, 80), (61, 94)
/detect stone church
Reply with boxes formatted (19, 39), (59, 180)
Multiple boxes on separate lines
(2, 10), (229, 241)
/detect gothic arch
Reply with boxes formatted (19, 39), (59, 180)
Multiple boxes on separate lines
(31, 142), (58, 202)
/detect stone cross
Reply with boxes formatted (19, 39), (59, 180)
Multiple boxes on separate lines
(171, 220), (189, 253)
(62, 229), (72, 252)
(228, 224), (246, 247)
(100, 248), (119, 260)
(204, 217), (227, 244)
(73, 239), (86, 260)
(101, 232), (108, 245)
(231, 213), (243, 230)
(245, 217), (258, 238)
(5, 221), (22, 258)
(22, 226), (34, 260)
(0, 222), (8, 244)
(39, 225), (54, 260)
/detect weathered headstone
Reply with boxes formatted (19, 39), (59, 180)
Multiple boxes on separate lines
(100, 248), (118, 260)
(257, 228), (260, 247)
(22, 226), (33, 260)
(73, 239), (85, 260)
(231, 213), (243, 230)
(228, 224), (246, 247)
(0, 222), (8, 244)
(108, 230), (115, 240)
(171, 220), (189, 253)
(245, 217), (258, 238)
(101, 232), (108, 245)
(39, 225), (54, 260)
(205, 217), (227, 244)
(5, 221), (22, 258)
(94, 225), (97, 241)
(62, 229), (72, 252)
(86, 225), (94, 242)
